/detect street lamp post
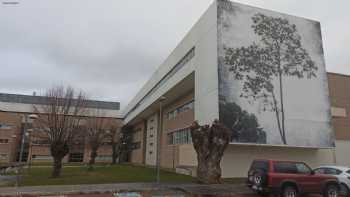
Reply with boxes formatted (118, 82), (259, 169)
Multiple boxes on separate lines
(19, 114), (38, 163)
(18, 115), (28, 164)
(156, 96), (166, 184)
(17, 114), (38, 188)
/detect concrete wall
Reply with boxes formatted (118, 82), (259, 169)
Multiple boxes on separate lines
(178, 144), (197, 166)
(130, 121), (145, 164)
(328, 73), (350, 141)
(123, 1), (218, 125)
(145, 114), (158, 166)
(335, 140), (350, 167)
(221, 145), (334, 178)
(161, 92), (194, 169)
(0, 111), (22, 162)
(177, 144), (335, 178)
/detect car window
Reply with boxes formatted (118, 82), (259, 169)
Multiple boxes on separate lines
(325, 168), (342, 175)
(315, 168), (342, 175)
(347, 170), (350, 174)
(314, 168), (326, 174)
(296, 163), (311, 174)
(250, 160), (269, 172)
(274, 162), (297, 174)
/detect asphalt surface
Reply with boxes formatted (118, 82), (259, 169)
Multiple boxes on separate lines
(0, 182), (255, 197)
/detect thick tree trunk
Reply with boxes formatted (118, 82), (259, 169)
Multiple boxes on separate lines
(50, 142), (69, 178)
(88, 147), (98, 170)
(111, 143), (117, 164)
(52, 156), (63, 178)
(190, 120), (231, 184)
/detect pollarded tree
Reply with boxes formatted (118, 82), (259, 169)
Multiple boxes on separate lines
(33, 86), (87, 178)
(190, 120), (231, 184)
(224, 13), (318, 144)
(108, 123), (122, 165)
(85, 116), (113, 170)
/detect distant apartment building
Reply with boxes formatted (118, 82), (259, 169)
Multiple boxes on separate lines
(0, 93), (122, 163)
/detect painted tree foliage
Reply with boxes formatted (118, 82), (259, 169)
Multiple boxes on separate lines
(224, 13), (317, 144)
(220, 100), (266, 143)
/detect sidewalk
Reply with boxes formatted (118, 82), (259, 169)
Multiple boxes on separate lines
(0, 182), (255, 197)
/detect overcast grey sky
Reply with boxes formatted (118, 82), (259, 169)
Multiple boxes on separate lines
(0, 0), (349, 108)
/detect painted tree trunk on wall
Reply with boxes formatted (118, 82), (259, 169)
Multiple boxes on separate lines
(190, 120), (231, 184)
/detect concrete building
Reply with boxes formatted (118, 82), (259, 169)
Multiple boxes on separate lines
(122, 0), (350, 177)
(0, 93), (122, 163)
(1, 0), (349, 179)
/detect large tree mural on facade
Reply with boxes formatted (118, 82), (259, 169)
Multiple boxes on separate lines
(224, 13), (318, 144)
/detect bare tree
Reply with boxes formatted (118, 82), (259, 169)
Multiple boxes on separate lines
(85, 116), (117, 170)
(190, 120), (231, 184)
(108, 123), (121, 165)
(33, 86), (87, 178)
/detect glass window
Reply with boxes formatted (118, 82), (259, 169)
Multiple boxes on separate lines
(167, 111), (174, 120)
(167, 128), (192, 145)
(325, 168), (342, 175)
(131, 142), (141, 149)
(0, 139), (9, 144)
(0, 123), (12, 129)
(296, 163), (312, 174)
(69, 153), (84, 162)
(314, 168), (326, 174)
(173, 110), (178, 118)
(250, 160), (269, 172)
(274, 162), (297, 174)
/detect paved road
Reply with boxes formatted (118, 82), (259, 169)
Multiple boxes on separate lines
(0, 182), (255, 197)
(0, 175), (16, 186)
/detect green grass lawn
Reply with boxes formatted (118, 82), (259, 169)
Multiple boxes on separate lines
(15, 164), (194, 186)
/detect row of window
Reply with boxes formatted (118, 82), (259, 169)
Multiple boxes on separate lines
(126, 47), (195, 117)
(167, 128), (192, 145)
(0, 139), (9, 144)
(167, 100), (194, 120)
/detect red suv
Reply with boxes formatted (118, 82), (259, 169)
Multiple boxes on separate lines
(247, 159), (340, 197)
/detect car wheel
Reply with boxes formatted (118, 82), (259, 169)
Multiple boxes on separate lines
(340, 183), (350, 197)
(282, 186), (298, 197)
(324, 184), (339, 197)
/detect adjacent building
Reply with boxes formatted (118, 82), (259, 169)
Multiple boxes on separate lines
(0, 93), (122, 163)
(328, 73), (350, 166)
